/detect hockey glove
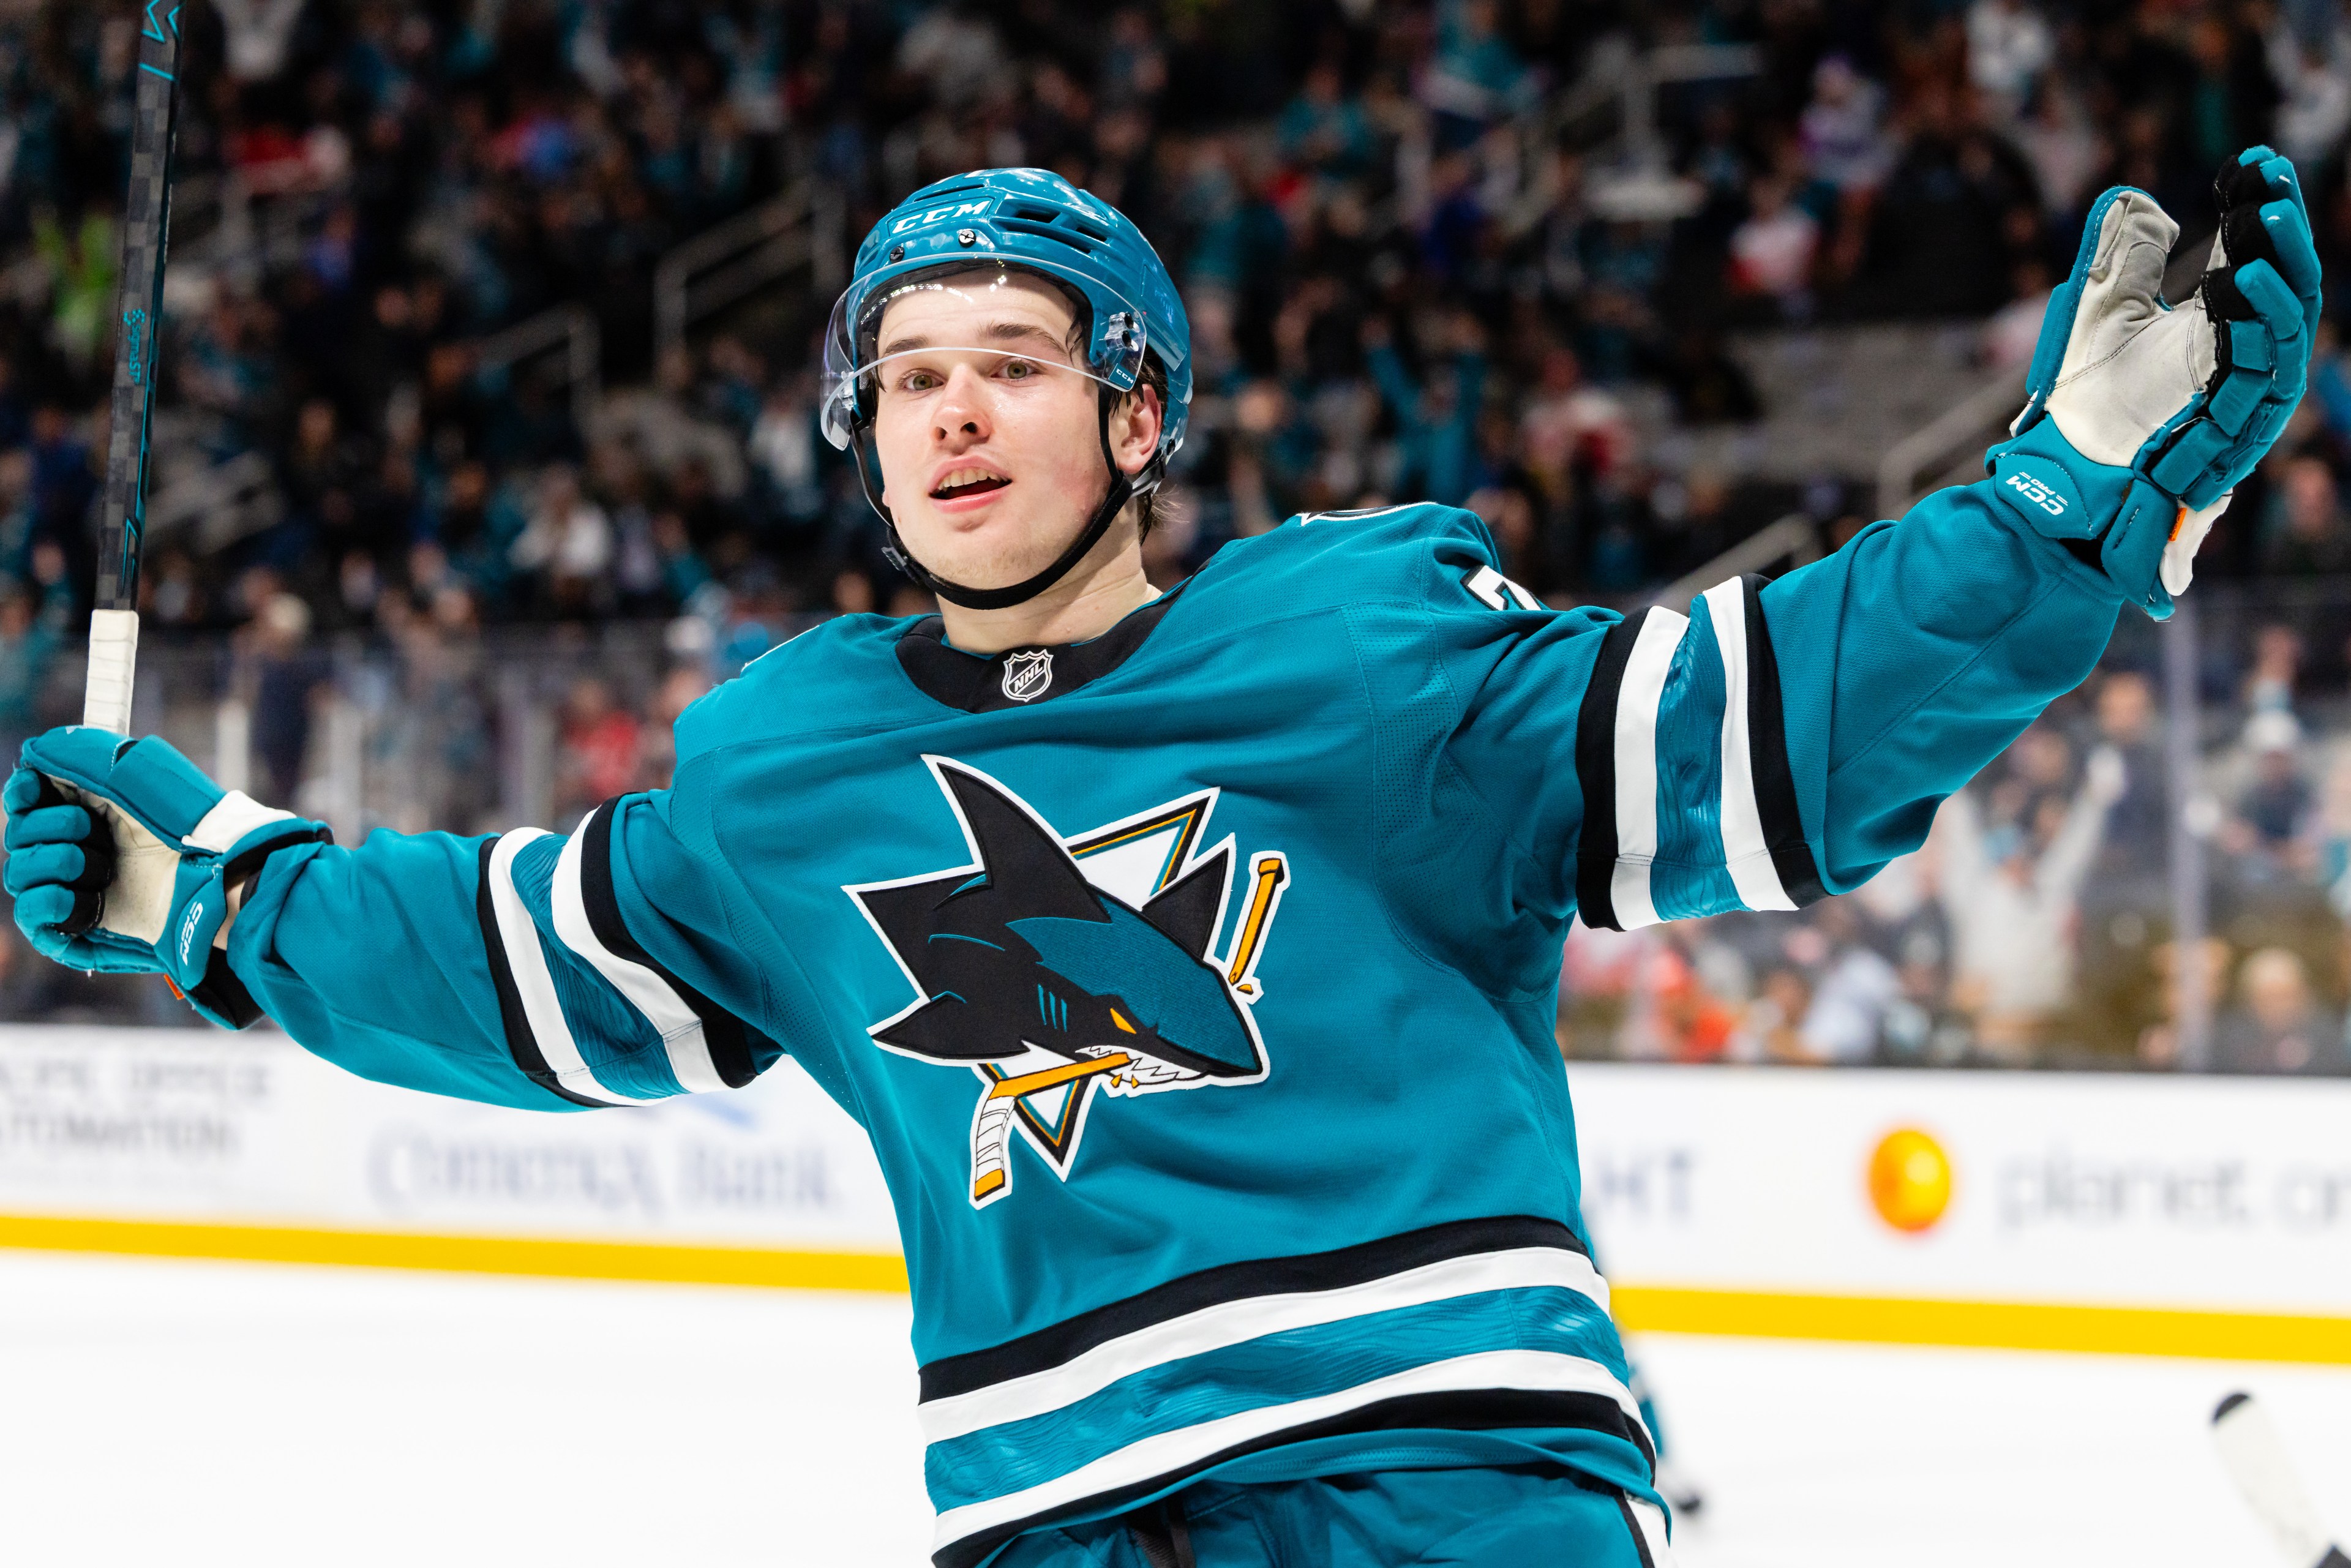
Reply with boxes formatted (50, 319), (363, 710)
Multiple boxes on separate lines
(3, 729), (329, 1027)
(1986, 146), (2320, 618)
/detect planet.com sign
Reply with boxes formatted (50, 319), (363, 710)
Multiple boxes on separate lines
(1570, 1065), (2351, 1329)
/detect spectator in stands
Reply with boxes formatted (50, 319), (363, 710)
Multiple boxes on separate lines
(554, 675), (641, 824)
(1933, 742), (2125, 1062)
(1783, 900), (1903, 1065)
(1968, 0), (2057, 124)
(1727, 176), (1819, 319)
(510, 465), (613, 619)
(2259, 453), (2351, 575)
(0, 568), (65, 759)
(248, 592), (323, 809)
(635, 666), (713, 793)
(2214, 947), (2348, 1074)
(1363, 312), (1488, 509)
(1278, 63), (1374, 180)
(2270, 15), (2351, 165)
(1800, 56), (1893, 197)
(2222, 709), (2318, 881)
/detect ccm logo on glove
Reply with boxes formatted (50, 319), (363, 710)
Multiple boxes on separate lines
(176, 895), (206, 967)
(2004, 471), (2067, 516)
(1990, 452), (2094, 540)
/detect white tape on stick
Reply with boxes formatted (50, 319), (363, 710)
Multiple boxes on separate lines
(83, 609), (139, 733)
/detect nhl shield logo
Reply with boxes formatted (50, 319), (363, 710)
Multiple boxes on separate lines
(1001, 648), (1054, 703)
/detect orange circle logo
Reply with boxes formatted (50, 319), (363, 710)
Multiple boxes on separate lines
(1869, 1128), (1952, 1233)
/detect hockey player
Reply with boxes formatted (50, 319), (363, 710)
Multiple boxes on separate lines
(2, 156), (2319, 1567)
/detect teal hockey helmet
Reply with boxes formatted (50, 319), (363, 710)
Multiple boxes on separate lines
(820, 168), (1192, 609)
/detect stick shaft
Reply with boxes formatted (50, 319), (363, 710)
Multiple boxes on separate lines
(2214, 1392), (2341, 1568)
(85, 3), (184, 730)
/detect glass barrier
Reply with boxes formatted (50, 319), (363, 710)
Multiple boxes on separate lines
(10, 583), (2351, 1075)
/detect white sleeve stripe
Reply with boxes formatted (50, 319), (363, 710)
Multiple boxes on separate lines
(1703, 579), (1798, 913)
(1608, 607), (1686, 931)
(550, 828), (729, 1096)
(486, 831), (661, 1107)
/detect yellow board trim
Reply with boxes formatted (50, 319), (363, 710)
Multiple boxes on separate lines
(0, 1214), (909, 1294)
(1611, 1285), (2351, 1366)
(0, 1215), (2342, 1364)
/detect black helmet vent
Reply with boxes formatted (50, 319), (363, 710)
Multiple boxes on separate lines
(996, 218), (1098, 255)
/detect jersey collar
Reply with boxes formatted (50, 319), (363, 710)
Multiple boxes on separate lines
(894, 580), (1189, 713)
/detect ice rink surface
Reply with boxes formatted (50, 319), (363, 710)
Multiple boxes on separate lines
(0, 1249), (2341, 1567)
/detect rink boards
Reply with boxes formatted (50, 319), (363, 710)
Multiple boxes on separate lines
(0, 1026), (2342, 1362)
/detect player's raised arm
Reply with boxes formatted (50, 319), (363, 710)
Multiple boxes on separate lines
(1, 730), (782, 1111)
(1527, 148), (2317, 928)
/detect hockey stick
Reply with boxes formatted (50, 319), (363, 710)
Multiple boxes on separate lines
(84, 0), (187, 733)
(2214, 1392), (2350, 1568)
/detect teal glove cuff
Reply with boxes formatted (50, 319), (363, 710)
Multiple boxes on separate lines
(1987, 419), (2183, 618)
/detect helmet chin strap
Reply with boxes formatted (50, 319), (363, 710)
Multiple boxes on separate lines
(858, 384), (1144, 614)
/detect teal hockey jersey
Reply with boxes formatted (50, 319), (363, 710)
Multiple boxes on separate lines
(220, 486), (2123, 1566)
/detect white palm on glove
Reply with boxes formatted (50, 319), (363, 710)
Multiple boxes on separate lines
(1989, 146), (2320, 617)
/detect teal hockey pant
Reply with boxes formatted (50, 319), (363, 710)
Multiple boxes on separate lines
(991, 1465), (1671, 1567)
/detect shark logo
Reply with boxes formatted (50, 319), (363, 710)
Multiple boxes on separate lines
(847, 759), (1290, 1207)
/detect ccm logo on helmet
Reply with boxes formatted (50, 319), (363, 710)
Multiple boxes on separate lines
(2004, 471), (2066, 517)
(890, 201), (994, 236)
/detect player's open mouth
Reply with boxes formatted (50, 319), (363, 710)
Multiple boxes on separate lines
(932, 469), (1011, 500)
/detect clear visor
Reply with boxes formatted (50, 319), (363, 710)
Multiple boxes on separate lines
(820, 264), (1149, 450)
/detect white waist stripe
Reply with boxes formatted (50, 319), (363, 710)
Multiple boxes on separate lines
(550, 827), (728, 1095)
(1609, 608), (1687, 931)
(1701, 579), (1795, 914)
(487, 830), (659, 1107)
(917, 1247), (1611, 1446)
(929, 1348), (1646, 1551)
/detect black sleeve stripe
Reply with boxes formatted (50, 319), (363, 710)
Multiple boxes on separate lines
(475, 836), (606, 1109)
(580, 798), (760, 1089)
(1572, 609), (1649, 932)
(1740, 575), (1826, 907)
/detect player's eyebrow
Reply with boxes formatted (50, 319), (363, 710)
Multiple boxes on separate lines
(878, 320), (1069, 359)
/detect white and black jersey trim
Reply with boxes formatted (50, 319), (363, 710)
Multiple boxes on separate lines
(918, 1217), (1649, 1568)
(564, 800), (759, 1090)
(918, 1215), (1594, 1401)
(474, 827), (737, 1106)
(934, 1378), (1650, 1568)
(478, 835), (619, 1107)
(1573, 574), (1823, 931)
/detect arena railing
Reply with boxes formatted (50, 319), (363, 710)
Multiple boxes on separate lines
(653, 181), (846, 367)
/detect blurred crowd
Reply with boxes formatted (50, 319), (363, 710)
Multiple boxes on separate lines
(9, 1), (2351, 648)
(10, 0), (2351, 1062)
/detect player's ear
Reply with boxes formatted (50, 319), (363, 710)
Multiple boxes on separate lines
(1111, 384), (1163, 478)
